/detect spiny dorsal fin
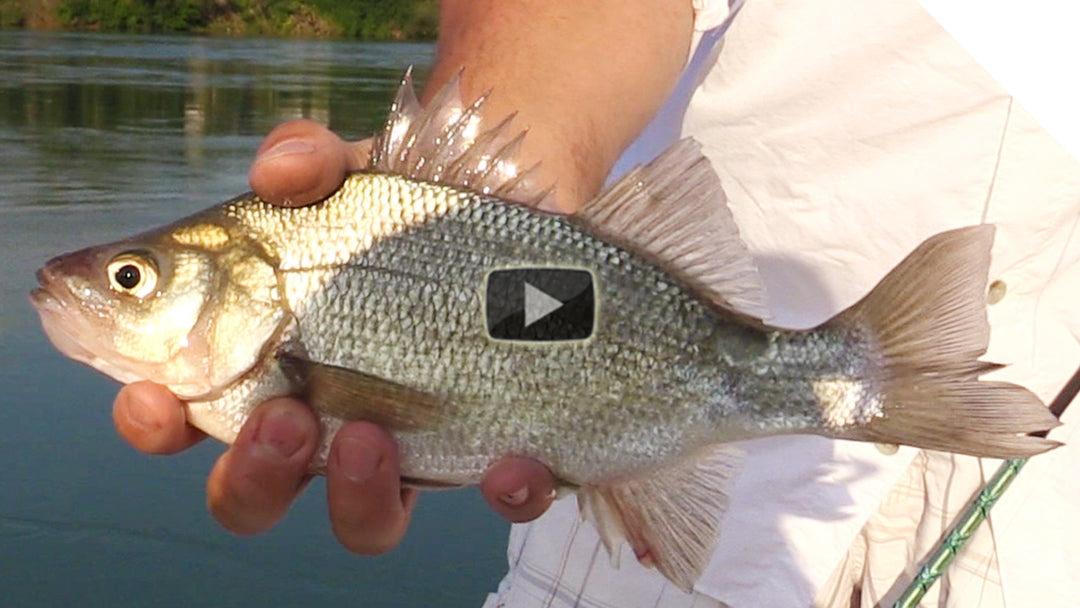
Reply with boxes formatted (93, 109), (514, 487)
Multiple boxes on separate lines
(370, 68), (553, 207)
(279, 354), (453, 432)
(574, 139), (768, 320)
(577, 444), (743, 592)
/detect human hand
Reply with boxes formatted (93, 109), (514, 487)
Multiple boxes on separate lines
(112, 120), (557, 553)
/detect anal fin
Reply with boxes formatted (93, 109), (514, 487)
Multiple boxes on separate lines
(577, 444), (743, 592)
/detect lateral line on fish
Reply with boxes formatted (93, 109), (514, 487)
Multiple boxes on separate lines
(279, 264), (445, 287)
(32, 69), (1061, 595)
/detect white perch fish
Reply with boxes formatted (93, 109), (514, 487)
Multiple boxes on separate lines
(32, 72), (1059, 590)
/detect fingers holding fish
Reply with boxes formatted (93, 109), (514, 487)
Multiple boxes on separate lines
(113, 381), (206, 455)
(249, 119), (372, 207)
(206, 398), (319, 536)
(325, 421), (418, 555)
(35, 72), (1061, 590)
(480, 456), (558, 523)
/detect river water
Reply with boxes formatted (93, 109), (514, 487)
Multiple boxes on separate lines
(0, 31), (511, 607)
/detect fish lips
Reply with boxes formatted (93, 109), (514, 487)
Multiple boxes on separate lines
(31, 290), (101, 371)
(32, 266), (95, 363)
(30, 253), (134, 381)
(32, 255), (84, 322)
(31, 252), (106, 318)
(32, 246), (130, 319)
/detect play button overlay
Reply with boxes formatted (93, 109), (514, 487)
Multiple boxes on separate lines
(524, 283), (564, 327)
(485, 267), (595, 341)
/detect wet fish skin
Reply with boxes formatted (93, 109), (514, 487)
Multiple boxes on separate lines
(197, 172), (733, 483)
(31, 73), (1061, 591)
(31, 169), (900, 481)
(32, 217), (283, 401)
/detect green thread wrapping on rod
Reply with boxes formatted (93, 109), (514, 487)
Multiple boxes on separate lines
(891, 458), (1028, 608)
(889, 363), (1079, 607)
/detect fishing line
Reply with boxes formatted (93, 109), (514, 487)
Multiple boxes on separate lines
(891, 361), (1080, 608)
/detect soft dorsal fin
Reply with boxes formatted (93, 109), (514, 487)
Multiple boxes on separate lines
(278, 354), (453, 432)
(369, 68), (553, 207)
(577, 444), (743, 592)
(575, 140), (768, 320)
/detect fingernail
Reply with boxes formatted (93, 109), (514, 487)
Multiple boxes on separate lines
(251, 404), (307, 461)
(336, 437), (381, 483)
(256, 139), (316, 164)
(500, 486), (529, 506)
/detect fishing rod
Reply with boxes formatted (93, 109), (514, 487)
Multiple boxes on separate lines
(891, 362), (1080, 607)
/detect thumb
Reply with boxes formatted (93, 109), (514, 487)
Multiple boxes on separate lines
(249, 119), (371, 207)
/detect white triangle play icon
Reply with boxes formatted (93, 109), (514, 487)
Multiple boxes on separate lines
(524, 282), (564, 327)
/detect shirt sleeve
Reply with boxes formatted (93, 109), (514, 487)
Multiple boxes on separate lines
(682, 1), (1080, 606)
(692, 0), (735, 32)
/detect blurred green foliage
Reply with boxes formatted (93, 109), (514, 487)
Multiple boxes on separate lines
(0, 0), (41, 27)
(308, 0), (437, 39)
(7, 0), (438, 39)
(58, 0), (207, 32)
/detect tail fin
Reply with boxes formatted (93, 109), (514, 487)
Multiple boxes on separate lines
(829, 225), (1060, 458)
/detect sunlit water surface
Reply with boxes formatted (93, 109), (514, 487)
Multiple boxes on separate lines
(0, 31), (511, 607)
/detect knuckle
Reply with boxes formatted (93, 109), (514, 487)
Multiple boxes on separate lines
(327, 483), (407, 555)
(333, 521), (401, 556)
(207, 454), (289, 536)
(208, 493), (264, 536)
(209, 487), (281, 537)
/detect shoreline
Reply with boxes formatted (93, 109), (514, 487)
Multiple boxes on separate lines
(0, 0), (437, 41)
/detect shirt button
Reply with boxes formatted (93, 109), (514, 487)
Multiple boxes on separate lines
(988, 279), (1007, 305)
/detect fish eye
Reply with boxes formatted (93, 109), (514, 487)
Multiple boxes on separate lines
(106, 253), (159, 298)
(115, 265), (140, 289)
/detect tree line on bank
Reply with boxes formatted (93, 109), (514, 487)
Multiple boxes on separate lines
(0, 0), (438, 39)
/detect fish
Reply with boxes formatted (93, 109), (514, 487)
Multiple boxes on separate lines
(31, 71), (1060, 591)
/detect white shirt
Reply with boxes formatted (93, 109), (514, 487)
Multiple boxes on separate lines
(484, 1), (1080, 606)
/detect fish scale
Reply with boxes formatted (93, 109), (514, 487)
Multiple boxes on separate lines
(234, 176), (722, 482)
(32, 73), (1060, 591)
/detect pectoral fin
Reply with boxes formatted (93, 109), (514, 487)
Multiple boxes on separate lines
(577, 444), (743, 592)
(279, 355), (453, 432)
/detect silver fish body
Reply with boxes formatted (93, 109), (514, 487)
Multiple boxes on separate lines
(188, 173), (857, 484)
(32, 73), (1060, 590)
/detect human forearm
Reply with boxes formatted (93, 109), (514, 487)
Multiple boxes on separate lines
(427, 0), (693, 211)
(113, 1), (695, 552)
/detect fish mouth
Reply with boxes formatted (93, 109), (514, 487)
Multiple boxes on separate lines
(30, 259), (155, 387)
(31, 260), (68, 307)
(31, 263), (72, 317)
(30, 285), (58, 310)
(30, 266), (102, 368)
(30, 285), (65, 315)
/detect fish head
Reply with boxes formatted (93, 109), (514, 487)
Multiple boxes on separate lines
(31, 221), (286, 400)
